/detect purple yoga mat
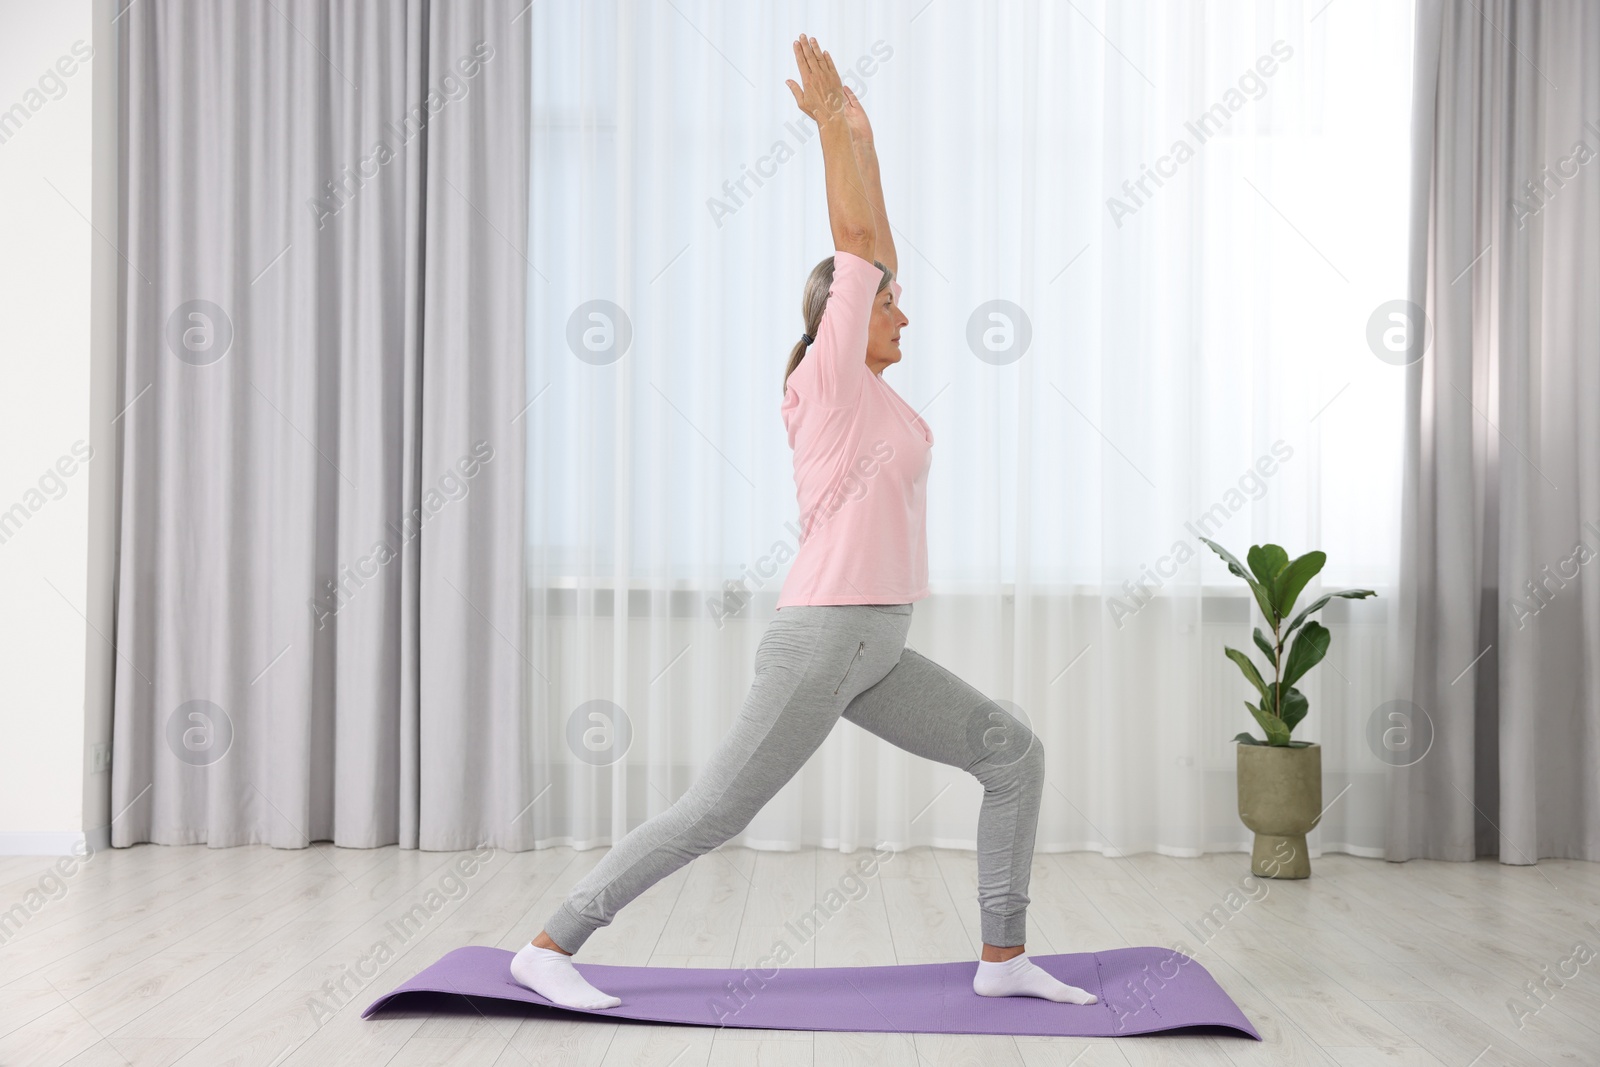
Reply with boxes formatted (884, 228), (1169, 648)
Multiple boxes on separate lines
(362, 945), (1260, 1039)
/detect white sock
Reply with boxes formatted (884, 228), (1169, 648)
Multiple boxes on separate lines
(973, 952), (1098, 1004)
(509, 942), (622, 1010)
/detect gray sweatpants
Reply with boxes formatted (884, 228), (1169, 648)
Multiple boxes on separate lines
(543, 603), (1045, 954)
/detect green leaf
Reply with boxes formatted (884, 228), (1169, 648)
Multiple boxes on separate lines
(1247, 544), (1289, 591)
(1234, 732), (1265, 745)
(1200, 537), (1279, 624)
(1279, 686), (1310, 734)
(1252, 626), (1278, 669)
(1224, 646), (1270, 702)
(1245, 701), (1291, 745)
(1272, 551), (1326, 618)
(1283, 588), (1378, 640)
(1281, 621), (1331, 688)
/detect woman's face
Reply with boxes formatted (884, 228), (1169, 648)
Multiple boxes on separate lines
(865, 284), (908, 376)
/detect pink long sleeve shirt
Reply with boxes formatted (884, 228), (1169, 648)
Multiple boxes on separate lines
(776, 250), (933, 607)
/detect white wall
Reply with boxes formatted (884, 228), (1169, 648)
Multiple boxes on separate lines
(0, 0), (96, 854)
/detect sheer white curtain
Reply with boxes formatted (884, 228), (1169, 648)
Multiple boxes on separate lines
(524, 0), (1413, 860)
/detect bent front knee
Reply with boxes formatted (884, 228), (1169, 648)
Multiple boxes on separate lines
(1006, 731), (1045, 784)
(971, 722), (1044, 784)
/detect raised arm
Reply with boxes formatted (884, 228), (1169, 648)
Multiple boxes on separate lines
(840, 85), (896, 277)
(786, 36), (874, 262)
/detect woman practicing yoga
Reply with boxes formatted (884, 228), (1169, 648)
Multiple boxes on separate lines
(511, 34), (1097, 1012)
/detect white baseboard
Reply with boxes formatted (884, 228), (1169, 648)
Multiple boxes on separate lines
(0, 830), (91, 856)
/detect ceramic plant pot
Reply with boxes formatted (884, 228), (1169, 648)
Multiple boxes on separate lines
(1236, 741), (1321, 879)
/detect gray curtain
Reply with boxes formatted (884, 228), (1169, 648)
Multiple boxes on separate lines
(1395, 0), (1600, 862)
(110, 1), (530, 850)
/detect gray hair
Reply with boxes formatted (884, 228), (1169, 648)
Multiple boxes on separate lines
(783, 255), (894, 396)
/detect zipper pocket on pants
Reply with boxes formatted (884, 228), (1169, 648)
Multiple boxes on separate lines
(834, 641), (865, 695)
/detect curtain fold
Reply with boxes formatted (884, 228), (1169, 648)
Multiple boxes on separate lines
(524, 0), (1415, 860)
(1395, 0), (1600, 862)
(109, 0), (529, 850)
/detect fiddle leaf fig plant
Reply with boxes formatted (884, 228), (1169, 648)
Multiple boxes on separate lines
(1200, 538), (1377, 747)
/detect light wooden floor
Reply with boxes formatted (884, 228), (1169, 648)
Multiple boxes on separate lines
(1, 842), (1597, 1066)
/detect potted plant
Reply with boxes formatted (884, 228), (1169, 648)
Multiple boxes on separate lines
(1200, 538), (1376, 879)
